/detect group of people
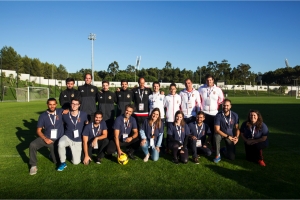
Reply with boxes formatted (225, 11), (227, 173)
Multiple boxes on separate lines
(28, 73), (269, 175)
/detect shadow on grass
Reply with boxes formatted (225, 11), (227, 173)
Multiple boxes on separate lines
(15, 118), (52, 167)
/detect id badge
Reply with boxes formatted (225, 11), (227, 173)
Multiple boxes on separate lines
(226, 128), (233, 136)
(150, 138), (154, 147)
(73, 129), (79, 138)
(94, 142), (98, 149)
(188, 102), (192, 109)
(196, 140), (202, 147)
(205, 98), (211, 105)
(178, 146), (181, 150)
(50, 129), (57, 139)
(123, 133), (128, 142)
(139, 103), (144, 111)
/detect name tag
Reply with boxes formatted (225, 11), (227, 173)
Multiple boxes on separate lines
(188, 102), (192, 108)
(196, 140), (202, 147)
(50, 129), (57, 139)
(123, 133), (128, 142)
(150, 138), (154, 147)
(94, 142), (98, 149)
(139, 103), (144, 111)
(73, 129), (79, 138)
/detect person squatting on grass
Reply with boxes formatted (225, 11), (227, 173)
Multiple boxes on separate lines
(188, 111), (212, 164)
(29, 98), (65, 175)
(167, 110), (191, 164)
(240, 110), (269, 167)
(57, 97), (88, 171)
(106, 104), (140, 160)
(139, 108), (164, 162)
(82, 111), (109, 165)
(213, 98), (240, 163)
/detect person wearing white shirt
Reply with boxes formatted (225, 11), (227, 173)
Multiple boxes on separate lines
(149, 81), (165, 119)
(179, 78), (201, 124)
(198, 74), (224, 151)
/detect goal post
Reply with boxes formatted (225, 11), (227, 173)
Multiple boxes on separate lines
(297, 85), (300, 99)
(15, 87), (49, 102)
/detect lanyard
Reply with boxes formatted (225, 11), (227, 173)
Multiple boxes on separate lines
(47, 110), (56, 128)
(195, 123), (203, 137)
(151, 123), (155, 138)
(92, 123), (101, 137)
(251, 126), (256, 138)
(186, 91), (192, 101)
(138, 89), (144, 101)
(222, 111), (231, 128)
(124, 119), (130, 133)
(176, 125), (182, 140)
(69, 111), (80, 129)
(207, 87), (214, 98)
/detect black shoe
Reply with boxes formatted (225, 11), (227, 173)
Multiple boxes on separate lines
(172, 158), (179, 164)
(96, 158), (102, 164)
(105, 154), (113, 159)
(127, 152), (136, 160)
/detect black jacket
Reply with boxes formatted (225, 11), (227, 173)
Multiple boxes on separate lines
(115, 89), (133, 117)
(78, 84), (98, 115)
(59, 88), (81, 109)
(97, 90), (116, 121)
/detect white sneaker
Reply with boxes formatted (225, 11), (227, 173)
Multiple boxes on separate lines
(29, 166), (37, 175)
(143, 153), (150, 162)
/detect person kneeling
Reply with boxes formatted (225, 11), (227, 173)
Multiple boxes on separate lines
(82, 111), (109, 165)
(140, 108), (164, 162)
(167, 110), (190, 164)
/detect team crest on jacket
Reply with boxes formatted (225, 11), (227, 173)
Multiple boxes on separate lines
(213, 91), (216, 94)
(192, 94), (194, 97)
(145, 91), (148, 94)
(91, 89), (94, 92)
(108, 96), (111, 99)
(119, 95), (121, 97)
(127, 94), (130, 98)
(71, 94), (74, 97)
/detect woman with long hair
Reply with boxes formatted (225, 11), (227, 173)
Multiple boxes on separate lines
(167, 110), (191, 164)
(140, 108), (164, 162)
(240, 110), (269, 166)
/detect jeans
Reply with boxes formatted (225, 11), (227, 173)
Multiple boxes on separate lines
(140, 140), (160, 161)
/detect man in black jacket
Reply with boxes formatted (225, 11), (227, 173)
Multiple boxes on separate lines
(78, 73), (98, 122)
(97, 80), (117, 139)
(59, 78), (81, 110)
(115, 79), (133, 117)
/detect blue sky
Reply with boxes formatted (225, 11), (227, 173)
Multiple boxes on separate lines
(0, 1), (299, 74)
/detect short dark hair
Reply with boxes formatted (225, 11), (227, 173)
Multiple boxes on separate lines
(169, 83), (176, 88)
(94, 110), (103, 118)
(47, 98), (57, 104)
(152, 81), (160, 87)
(121, 79), (128, 84)
(102, 80), (109, 85)
(71, 97), (81, 105)
(125, 104), (135, 112)
(196, 111), (206, 118)
(205, 74), (214, 80)
(223, 98), (231, 105)
(65, 77), (75, 84)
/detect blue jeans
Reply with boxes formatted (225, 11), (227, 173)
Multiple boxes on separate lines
(141, 140), (160, 161)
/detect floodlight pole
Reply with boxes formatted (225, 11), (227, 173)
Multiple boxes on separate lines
(88, 33), (96, 85)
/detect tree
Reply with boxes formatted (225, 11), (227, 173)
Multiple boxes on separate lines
(107, 61), (119, 81)
(1, 46), (23, 72)
(236, 63), (251, 84)
(126, 65), (135, 75)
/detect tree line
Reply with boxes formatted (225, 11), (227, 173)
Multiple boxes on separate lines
(1, 46), (299, 85)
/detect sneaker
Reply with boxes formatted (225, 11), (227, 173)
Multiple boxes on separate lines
(29, 166), (37, 175)
(194, 157), (199, 164)
(143, 153), (150, 162)
(57, 163), (67, 171)
(96, 158), (102, 164)
(172, 158), (179, 165)
(258, 160), (266, 167)
(213, 156), (221, 163)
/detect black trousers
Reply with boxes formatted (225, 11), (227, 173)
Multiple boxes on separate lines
(88, 138), (109, 159)
(106, 137), (140, 155)
(203, 114), (215, 147)
(168, 141), (189, 163)
(244, 141), (267, 162)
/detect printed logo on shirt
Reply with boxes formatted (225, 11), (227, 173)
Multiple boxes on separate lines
(64, 95), (67, 97)
(119, 95), (121, 97)
(127, 94), (130, 98)
(81, 90), (84, 92)
(108, 96), (111, 99)
(145, 91), (148, 94)
(91, 89), (94, 92)
(71, 94), (74, 97)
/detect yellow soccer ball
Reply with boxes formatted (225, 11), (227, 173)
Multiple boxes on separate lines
(118, 154), (129, 165)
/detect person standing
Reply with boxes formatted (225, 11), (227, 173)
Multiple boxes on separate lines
(115, 79), (133, 117)
(132, 77), (152, 129)
(106, 104), (139, 160)
(57, 98), (88, 171)
(149, 81), (165, 119)
(82, 111), (109, 165)
(78, 73), (98, 122)
(213, 99), (240, 163)
(59, 77), (81, 110)
(179, 78), (201, 124)
(140, 108), (164, 162)
(240, 110), (269, 166)
(29, 98), (64, 175)
(188, 111), (212, 164)
(198, 74), (224, 151)
(96, 80), (116, 140)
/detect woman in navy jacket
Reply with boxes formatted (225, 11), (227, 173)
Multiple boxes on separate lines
(140, 108), (164, 162)
(167, 110), (191, 164)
